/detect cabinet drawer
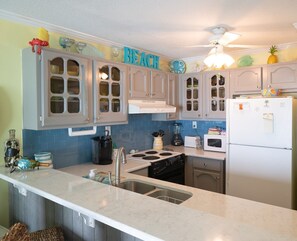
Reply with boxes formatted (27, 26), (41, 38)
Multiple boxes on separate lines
(192, 158), (221, 171)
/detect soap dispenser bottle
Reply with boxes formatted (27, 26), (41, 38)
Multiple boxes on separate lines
(89, 169), (97, 180)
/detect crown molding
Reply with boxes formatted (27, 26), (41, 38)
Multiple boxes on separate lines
(0, 9), (123, 47)
(0, 9), (172, 60)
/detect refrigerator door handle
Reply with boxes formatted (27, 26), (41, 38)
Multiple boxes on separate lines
(263, 113), (274, 133)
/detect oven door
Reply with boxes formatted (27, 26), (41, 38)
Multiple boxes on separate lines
(152, 167), (185, 185)
(149, 156), (185, 185)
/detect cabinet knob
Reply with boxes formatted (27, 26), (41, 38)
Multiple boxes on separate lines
(203, 163), (207, 167)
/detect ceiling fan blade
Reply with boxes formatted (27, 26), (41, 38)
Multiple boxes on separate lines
(207, 47), (217, 55)
(184, 44), (212, 48)
(218, 32), (240, 46)
(226, 44), (267, 48)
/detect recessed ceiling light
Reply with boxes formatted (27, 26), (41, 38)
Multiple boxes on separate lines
(293, 22), (297, 30)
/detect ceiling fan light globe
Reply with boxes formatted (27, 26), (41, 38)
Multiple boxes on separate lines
(204, 52), (234, 68)
(223, 53), (235, 67)
(204, 54), (216, 67)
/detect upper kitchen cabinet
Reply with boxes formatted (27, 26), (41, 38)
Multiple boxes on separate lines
(93, 61), (128, 124)
(230, 66), (262, 97)
(151, 70), (167, 99)
(263, 62), (297, 91)
(129, 66), (167, 100)
(204, 70), (230, 119)
(152, 73), (179, 121)
(22, 48), (92, 130)
(180, 73), (203, 119)
(166, 73), (179, 120)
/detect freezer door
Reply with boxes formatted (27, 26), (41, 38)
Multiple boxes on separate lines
(226, 144), (292, 208)
(227, 98), (293, 148)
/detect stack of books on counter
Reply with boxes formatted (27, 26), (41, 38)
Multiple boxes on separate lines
(208, 128), (225, 135)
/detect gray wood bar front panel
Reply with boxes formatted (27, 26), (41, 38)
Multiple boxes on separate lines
(9, 184), (143, 241)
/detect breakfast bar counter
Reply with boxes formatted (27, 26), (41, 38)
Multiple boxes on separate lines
(0, 163), (297, 241)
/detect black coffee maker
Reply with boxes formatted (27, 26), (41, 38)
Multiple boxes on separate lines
(92, 130), (113, 165)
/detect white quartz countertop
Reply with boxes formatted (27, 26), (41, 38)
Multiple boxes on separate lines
(165, 145), (226, 160)
(59, 158), (151, 177)
(1, 161), (297, 241)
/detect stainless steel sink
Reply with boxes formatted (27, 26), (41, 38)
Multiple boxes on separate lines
(118, 180), (156, 194)
(118, 180), (192, 204)
(147, 189), (192, 204)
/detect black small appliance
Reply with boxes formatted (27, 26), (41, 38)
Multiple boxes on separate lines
(171, 123), (184, 146)
(92, 130), (113, 165)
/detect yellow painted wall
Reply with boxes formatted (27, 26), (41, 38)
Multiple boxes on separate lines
(0, 19), (171, 227)
(0, 19), (35, 227)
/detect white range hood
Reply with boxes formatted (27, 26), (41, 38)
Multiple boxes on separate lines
(128, 100), (176, 114)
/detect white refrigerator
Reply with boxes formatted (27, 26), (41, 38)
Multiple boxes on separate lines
(226, 97), (297, 209)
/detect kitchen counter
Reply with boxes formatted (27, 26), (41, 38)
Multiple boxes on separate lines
(59, 158), (151, 177)
(165, 145), (226, 160)
(1, 162), (297, 241)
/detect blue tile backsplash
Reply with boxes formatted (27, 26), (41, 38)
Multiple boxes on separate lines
(176, 120), (226, 140)
(23, 115), (225, 169)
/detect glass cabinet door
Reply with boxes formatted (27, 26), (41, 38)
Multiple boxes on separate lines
(98, 65), (121, 113)
(205, 71), (229, 119)
(41, 50), (90, 127)
(94, 62), (127, 123)
(181, 74), (202, 118)
(210, 74), (225, 112)
(49, 57), (82, 114)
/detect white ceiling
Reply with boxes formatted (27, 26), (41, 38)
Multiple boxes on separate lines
(1, 0), (297, 59)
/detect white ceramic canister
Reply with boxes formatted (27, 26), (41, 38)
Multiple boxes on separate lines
(153, 137), (163, 150)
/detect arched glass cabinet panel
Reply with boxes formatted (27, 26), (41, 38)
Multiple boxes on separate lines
(181, 74), (203, 119)
(94, 62), (127, 123)
(205, 71), (229, 119)
(49, 57), (84, 116)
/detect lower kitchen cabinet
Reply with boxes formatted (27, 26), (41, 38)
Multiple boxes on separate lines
(193, 169), (222, 193)
(186, 156), (225, 194)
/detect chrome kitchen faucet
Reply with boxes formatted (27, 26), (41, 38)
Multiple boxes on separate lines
(114, 147), (127, 186)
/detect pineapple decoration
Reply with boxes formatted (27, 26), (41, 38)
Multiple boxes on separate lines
(267, 45), (278, 64)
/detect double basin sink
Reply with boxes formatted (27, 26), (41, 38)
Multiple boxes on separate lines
(118, 180), (192, 205)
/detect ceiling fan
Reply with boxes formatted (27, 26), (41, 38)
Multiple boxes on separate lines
(187, 26), (262, 50)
